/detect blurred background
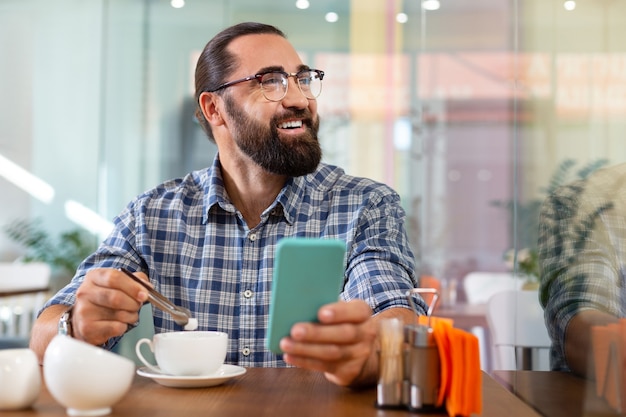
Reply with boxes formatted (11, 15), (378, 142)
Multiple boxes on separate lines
(0, 0), (625, 315)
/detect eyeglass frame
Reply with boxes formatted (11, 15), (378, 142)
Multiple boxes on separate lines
(207, 68), (325, 102)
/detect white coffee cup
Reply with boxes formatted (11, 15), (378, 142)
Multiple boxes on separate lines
(135, 331), (228, 376)
(0, 348), (41, 410)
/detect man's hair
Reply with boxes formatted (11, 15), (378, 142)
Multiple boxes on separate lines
(194, 22), (286, 142)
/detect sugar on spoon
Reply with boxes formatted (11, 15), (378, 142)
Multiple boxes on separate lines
(118, 268), (198, 331)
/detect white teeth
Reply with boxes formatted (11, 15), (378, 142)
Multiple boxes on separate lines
(278, 120), (303, 129)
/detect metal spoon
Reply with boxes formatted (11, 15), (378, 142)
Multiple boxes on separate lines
(118, 268), (194, 328)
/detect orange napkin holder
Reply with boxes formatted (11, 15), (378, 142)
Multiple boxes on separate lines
(376, 289), (482, 417)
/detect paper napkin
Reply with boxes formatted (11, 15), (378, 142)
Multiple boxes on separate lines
(417, 316), (483, 417)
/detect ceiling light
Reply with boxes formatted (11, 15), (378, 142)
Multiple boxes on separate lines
(325, 12), (339, 23)
(563, 0), (576, 11)
(170, 0), (185, 8)
(64, 200), (114, 239)
(295, 0), (310, 10)
(422, 0), (440, 11)
(394, 119), (412, 151)
(0, 153), (54, 203)
(396, 13), (408, 24)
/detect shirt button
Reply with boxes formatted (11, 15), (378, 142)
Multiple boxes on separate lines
(242, 347), (251, 356)
(243, 289), (253, 299)
(249, 233), (257, 241)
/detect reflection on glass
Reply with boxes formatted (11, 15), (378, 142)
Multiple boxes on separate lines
(1, 1), (626, 414)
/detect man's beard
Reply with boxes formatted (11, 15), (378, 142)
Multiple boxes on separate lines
(223, 94), (322, 177)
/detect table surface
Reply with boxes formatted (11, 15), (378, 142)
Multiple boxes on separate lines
(494, 370), (620, 417)
(0, 287), (49, 298)
(8, 367), (541, 417)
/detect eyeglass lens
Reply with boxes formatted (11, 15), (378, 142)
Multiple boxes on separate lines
(260, 71), (322, 102)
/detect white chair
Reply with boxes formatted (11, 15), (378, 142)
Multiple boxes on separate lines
(462, 272), (523, 370)
(486, 289), (551, 370)
(463, 272), (523, 304)
(0, 262), (51, 344)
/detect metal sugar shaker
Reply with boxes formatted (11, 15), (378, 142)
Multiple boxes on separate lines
(405, 288), (441, 411)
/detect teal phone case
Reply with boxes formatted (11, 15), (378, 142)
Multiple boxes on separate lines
(266, 238), (346, 354)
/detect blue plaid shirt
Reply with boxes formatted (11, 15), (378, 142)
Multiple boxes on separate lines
(45, 155), (422, 367)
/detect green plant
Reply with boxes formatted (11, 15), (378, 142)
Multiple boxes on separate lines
(492, 158), (609, 279)
(491, 158), (609, 250)
(3, 218), (97, 276)
(504, 247), (539, 280)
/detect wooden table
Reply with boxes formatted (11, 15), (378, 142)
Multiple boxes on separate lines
(493, 370), (619, 417)
(0, 287), (49, 298)
(9, 368), (540, 417)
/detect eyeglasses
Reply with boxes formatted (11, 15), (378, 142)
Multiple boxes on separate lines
(209, 69), (324, 102)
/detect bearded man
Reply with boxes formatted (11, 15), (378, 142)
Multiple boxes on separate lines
(30, 22), (423, 388)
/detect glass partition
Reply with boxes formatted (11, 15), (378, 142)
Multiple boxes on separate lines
(2, 0), (626, 413)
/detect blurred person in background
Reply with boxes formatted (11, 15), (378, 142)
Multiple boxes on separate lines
(539, 162), (626, 378)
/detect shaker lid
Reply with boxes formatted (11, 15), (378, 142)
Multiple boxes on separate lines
(404, 288), (439, 346)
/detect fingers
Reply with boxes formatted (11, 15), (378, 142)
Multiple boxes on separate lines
(73, 268), (149, 345)
(286, 299), (374, 346)
(288, 320), (371, 346)
(281, 331), (373, 387)
(317, 299), (372, 324)
(81, 268), (150, 306)
(281, 328), (373, 362)
(280, 300), (377, 386)
(72, 312), (135, 346)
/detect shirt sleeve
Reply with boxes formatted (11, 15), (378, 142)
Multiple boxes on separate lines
(538, 179), (622, 372)
(341, 190), (426, 317)
(40, 199), (148, 350)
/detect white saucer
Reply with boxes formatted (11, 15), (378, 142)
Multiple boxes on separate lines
(136, 364), (246, 388)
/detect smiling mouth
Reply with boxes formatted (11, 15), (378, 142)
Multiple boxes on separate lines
(277, 120), (303, 129)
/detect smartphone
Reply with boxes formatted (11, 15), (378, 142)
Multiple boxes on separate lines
(266, 237), (346, 354)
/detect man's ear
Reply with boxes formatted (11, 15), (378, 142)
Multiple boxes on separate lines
(198, 92), (224, 127)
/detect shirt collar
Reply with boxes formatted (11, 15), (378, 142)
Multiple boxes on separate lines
(202, 155), (231, 223)
(201, 154), (312, 225)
